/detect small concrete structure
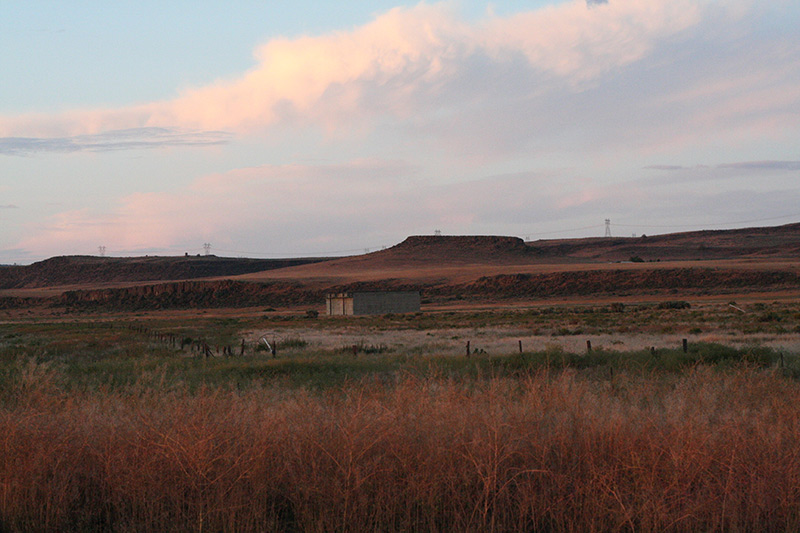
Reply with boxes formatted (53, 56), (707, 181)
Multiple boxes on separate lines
(326, 291), (421, 316)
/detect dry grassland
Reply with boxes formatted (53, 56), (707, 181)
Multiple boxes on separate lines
(4, 364), (800, 532)
(3, 299), (800, 531)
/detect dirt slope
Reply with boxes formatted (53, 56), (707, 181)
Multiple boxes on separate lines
(3, 223), (800, 312)
(526, 223), (800, 261)
(0, 255), (330, 290)
(240, 224), (800, 286)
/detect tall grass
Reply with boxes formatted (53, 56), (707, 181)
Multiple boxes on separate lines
(3, 363), (800, 531)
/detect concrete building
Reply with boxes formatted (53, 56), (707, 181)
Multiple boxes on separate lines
(326, 291), (421, 316)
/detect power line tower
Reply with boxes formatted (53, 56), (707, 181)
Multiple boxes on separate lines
(604, 219), (612, 237)
(203, 243), (211, 256)
(98, 245), (106, 257)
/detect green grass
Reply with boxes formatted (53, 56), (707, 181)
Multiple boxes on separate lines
(0, 340), (791, 400)
(2, 304), (799, 397)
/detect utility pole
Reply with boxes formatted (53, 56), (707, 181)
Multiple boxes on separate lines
(203, 243), (211, 256)
(604, 219), (612, 237)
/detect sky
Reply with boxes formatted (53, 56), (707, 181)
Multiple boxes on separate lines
(1, 0), (799, 263)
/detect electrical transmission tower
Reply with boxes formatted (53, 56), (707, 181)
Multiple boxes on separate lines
(98, 245), (106, 257)
(604, 219), (612, 237)
(203, 243), (211, 256)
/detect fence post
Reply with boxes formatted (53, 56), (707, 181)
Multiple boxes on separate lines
(519, 340), (523, 353)
(586, 340), (592, 354)
(466, 341), (471, 358)
(682, 338), (688, 353)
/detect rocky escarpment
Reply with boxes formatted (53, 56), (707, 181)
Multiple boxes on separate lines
(0, 255), (330, 289)
(376, 235), (532, 264)
(441, 268), (800, 299)
(48, 267), (800, 312)
(58, 280), (321, 310)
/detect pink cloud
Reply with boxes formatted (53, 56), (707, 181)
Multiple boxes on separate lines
(15, 159), (419, 256)
(0, 1), (706, 138)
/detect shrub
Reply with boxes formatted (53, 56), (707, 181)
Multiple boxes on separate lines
(279, 337), (309, 350)
(657, 300), (691, 310)
(4, 370), (800, 531)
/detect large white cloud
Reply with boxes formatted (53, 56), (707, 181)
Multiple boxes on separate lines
(5, 0), (800, 262)
(0, 0), (706, 138)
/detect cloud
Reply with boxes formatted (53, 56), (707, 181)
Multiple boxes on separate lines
(644, 165), (685, 171)
(587, 0), (609, 5)
(718, 161), (800, 171)
(0, 1), (704, 142)
(646, 160), (800, 172)
(13, 151), (800, 259)
(4, 1), (796, 163)
(14, 160), (586, 256)
(0, 204), (19, 209)
(0, 127), (230, 155)
(14, 159), (421, 256)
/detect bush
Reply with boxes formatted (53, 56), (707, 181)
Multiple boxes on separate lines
(279, 337), (309, 349)
(657, 300), (691, 310)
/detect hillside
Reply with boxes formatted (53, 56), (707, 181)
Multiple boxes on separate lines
(525, 223), (800, 261)
(3, 223), (800, 312)
(239, 224), (800, 286)
(0, 255), (330, 290)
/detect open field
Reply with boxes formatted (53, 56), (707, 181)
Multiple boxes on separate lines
(4, 225), (800, 530)
(4, 298), (800, 530)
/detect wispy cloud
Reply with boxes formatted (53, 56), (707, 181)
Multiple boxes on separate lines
(0, 204), (19, 209)
(718, 161), (800, 171)
(0, 127), (230, 156)
(15, 160), (576, 256)
(646, 160), (800, 172)
(644, 165), (686, 171)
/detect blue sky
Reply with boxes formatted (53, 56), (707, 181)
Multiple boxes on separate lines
(1, 0), (799, 263)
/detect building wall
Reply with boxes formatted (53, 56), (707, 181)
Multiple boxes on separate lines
(326, 293), (354, 315)
(352, 291), (420, 315)
(326, 291), (420, 315)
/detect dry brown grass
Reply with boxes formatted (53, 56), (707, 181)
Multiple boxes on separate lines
(3, 366), (800, 531)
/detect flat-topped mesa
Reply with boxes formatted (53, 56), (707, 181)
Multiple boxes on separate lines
(385, 235), (530, 263)
(0, 255), (329, 289)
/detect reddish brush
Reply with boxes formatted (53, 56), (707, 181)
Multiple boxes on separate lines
(2, 369), (800, 531)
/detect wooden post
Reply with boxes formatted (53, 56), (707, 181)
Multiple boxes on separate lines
(240, 339), (246, 356)
(466, 341), (471, 358)
(682, 338), (688, 353)
(272, 338), (277, 359)
(519, 340), (523, 353)
(586, 340), (592, 354)
(781, 352), (785, 368)
(353, 344), (358, 357)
